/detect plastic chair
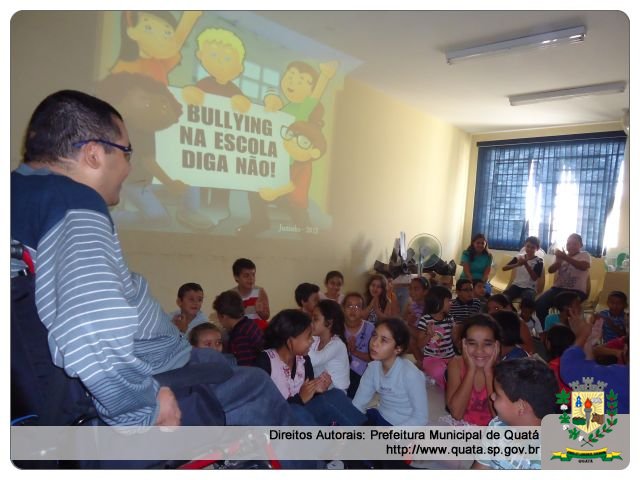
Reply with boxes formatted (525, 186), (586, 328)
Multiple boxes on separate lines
(489, 254), (514, 293)
(583, 257), (606, 312)
(616, 253), (629, 270)
(538, 256), (556, 297)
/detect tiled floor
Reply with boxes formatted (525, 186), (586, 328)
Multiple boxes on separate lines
(400, 355), (474, 469)
(410, 380), (473, 469)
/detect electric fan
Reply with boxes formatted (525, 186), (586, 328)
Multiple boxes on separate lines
(407, 233), (443, 274)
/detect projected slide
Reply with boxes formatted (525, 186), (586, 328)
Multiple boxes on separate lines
(95, 11), (359, 238)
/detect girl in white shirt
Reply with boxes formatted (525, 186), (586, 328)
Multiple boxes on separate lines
(309, 299), (350, 392)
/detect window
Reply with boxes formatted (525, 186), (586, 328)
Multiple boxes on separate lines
(195, 60), (280, 104)
(472, 132), (626, 256)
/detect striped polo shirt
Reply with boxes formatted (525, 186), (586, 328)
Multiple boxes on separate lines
(11, 165), (191, 426)
(449, 298), (482, 324)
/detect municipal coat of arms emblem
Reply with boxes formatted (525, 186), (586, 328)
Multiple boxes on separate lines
(551, 376), (622, 462)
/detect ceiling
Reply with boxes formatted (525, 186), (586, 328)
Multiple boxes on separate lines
(256, 10), (630, 134)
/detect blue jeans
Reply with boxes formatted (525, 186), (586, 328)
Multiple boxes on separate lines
(365, 408), (393, 426)
(100, 349), (308, 468)
(180, 349), (295, 427)
(503, 284), (536, 303)
(289, 389), (366, 426)
(304, 389), (366, 426)
(535, 287), (587, 325)
(347, 369), (362, 399)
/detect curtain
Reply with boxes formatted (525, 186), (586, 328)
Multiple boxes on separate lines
(472, 131), (626, 256)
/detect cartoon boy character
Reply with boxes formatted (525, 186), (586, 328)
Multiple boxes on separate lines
(257, 116), (327, 229)
(263, 60), (339, 121)
(181, 27), (252, 218)
(182, 28), (251, 113)
(112, 11), (202, 85)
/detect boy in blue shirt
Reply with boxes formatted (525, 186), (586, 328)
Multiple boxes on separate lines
(598, 291), (628, 342)
(543, 291), (582, 332)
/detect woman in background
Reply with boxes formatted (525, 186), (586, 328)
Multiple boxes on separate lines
(460, 233), (493, 292)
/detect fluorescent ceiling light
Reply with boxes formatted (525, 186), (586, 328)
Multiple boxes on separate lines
(508, 82), (627, 106)
(445, 26), (586, 64)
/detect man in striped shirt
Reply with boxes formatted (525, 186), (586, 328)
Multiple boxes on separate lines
(11, 90), (295, 430)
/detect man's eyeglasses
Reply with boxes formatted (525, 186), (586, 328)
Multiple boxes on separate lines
(73, 139), (133, 161)
(281, 126), (312, 149)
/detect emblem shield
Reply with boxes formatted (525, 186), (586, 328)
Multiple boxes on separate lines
(571, 390), (606, 435)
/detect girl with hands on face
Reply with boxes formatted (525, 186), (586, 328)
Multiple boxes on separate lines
(445, 314), (501, 426)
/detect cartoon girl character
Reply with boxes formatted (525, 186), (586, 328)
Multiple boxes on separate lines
(111, 10), (202, 85)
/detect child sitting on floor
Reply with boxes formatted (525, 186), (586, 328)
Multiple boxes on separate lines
(231, 258), (270, 330)
(473, 279), (490, 308)
(352, 318), (428, 426)
(213, 290), (264, 366)
(309, 299), (350, 392)
(295, 282), (320, 317)
(172, 282), (208, 335)
(319, 270), (345, 304)
(446, 314), (501, 426)
(403, 277), (430, 363)
(543, 291), (582, 332)
(472, 357), (557, 469)
(562, 314), (629, 414)
(487, 293), (534, 354)
(255, 309), (365, 426)
(188, 323), (224, 352)
(417, 285), (455, 388)
(544, 324), (575, 393)
(519, 298), (543, 338)
(598, 290), (628, 342)
(363, 274), (396, 324)
(343, 292), (375, 398)
(492, 310), (529, 361)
